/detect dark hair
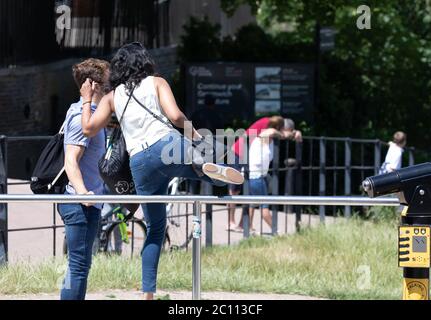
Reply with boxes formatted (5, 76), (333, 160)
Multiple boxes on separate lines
(72, 58), (110, 89)
(110, 42), (156, 92)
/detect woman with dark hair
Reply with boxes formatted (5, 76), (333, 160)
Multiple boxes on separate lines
(80, 42), (243, 300)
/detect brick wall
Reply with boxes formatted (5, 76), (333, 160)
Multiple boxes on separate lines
(0, 59), (80, 179)
(0, 47), (179, 179)
(0, 59), (80, 136)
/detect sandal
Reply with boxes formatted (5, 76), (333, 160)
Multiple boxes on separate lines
(233, 226), (244, 233)
(226, 224), (238, 232)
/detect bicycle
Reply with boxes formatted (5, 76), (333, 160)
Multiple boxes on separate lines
(62, 202), (148, 257)
(163, 177), (195, 251)
(62, 177), (195, 256)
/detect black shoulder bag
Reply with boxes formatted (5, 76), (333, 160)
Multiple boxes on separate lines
(98, 87), (139, 214)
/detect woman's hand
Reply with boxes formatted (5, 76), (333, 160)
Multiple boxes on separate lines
(80, 78), (96, 103)
(81, 91), (115, 137)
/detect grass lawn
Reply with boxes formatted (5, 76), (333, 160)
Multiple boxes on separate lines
(0, 217), (402, 299)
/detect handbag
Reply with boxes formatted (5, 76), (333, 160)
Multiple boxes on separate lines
(131, 94), (228, 171)
(98, 87), (139, 214)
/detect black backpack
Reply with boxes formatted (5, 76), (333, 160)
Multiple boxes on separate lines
(30, 125), (68, 194)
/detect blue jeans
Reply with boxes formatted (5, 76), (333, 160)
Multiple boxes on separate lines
(249, 177), (269, 209)
(130, 131), (215, 293)
(58, 203), (101, 300)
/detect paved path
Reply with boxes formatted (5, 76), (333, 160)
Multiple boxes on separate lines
(6, 179), (335, 263)
(0, 289), (324, 300)
(3, 181), (332, 300)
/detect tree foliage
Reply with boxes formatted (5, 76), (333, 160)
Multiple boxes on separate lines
(177, 16), (222, 62)
(178, 2), (431, 151)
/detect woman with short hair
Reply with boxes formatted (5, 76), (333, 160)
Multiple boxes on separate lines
(59, 58), (110, 300)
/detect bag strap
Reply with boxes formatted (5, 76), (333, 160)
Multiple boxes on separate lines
(110, 86), (136, 144)
(129, 92), (226, 157)
(131, 93), (174, 129)
(59, 122), (66, 134)
(48, 119), (68, 189)
(118, 86), (136, 126)
(47, 167), (66, 192)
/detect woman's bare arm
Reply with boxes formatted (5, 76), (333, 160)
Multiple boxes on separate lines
(154, 77), (201, 141)
(80, 79), (115, 137)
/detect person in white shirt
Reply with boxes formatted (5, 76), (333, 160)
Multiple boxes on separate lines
(247, 116), (290, 234)
(379, 131), (407, 174)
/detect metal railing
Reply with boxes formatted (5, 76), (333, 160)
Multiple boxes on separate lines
(0, 194), (400, 300)
(0, 134), (421, 263)
(0, 135), (56, 262)
(285, 136), (415, 220)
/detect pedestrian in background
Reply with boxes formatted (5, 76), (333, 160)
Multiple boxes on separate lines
(379, 131), (407, 174)
(227, 116), (302, 232)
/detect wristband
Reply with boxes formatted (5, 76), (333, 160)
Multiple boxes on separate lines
(83, 101), (92, 106)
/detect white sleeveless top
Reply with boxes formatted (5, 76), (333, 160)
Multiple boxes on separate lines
(249, 137), (274, 179)
(114, 76), (174, 157)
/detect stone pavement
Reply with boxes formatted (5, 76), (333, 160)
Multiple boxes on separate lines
(0, 289), (324, 300)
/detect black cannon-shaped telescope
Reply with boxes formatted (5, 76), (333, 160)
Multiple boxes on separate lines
(363, 162), (431, 300)
(363, 162), (431, 215)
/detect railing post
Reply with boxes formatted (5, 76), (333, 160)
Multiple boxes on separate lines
(285, 166), (293, 212)
(192, 201), (202, 300)
(319, 137), (326, 222)
(408, 148), (415, 166)
(204, 182), (213, 247)
(294, 141), (303, 232)
(374, 140), (381, 175)
(344, 138), (352, 218)
(52, 204), (57, 257)
(332, 141), (337, 216)
(242, 165), (250, 239)
(271, 139), (280, 235)
(0, 136), (7, 264)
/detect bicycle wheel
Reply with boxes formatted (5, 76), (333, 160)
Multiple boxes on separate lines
(166, 191), (194, 250)
(102, 218), (147, 257)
